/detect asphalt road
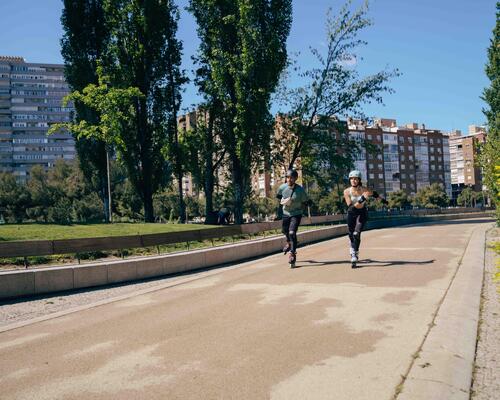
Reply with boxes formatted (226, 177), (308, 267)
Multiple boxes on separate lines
(0, 219), (491, 400)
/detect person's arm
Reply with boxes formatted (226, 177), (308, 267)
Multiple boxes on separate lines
(344, 189), (352, 207)
(276, 185), (283, 200)
(360, 187), (389, 205)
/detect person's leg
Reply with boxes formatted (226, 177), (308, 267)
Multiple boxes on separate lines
(347, 210), (357, 251)
(282, 216), (291, 250)
(288, 215), (302, 253)
(352, 209), (368, 252)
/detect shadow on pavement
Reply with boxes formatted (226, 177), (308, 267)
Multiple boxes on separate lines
(296, 258), (435, 269)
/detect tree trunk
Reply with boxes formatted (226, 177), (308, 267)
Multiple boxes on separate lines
(177, 169), (186, 223)
(204, 170), (216, 225)
(232, 159), (245, 225)
(144, 190), (154, 222)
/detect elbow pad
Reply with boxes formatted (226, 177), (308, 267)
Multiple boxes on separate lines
(358, 195), (366, 204)
(372, 191), (379, 199)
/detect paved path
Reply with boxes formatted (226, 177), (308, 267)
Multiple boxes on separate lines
(0, 219), (492, 400)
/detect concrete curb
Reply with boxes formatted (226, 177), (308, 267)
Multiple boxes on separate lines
(0, 213), (492, 300)
(397, 223), (489, 400)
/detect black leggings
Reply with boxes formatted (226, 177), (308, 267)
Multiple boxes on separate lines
(347, 207), (368, 252)
(282, 215), (302, 253)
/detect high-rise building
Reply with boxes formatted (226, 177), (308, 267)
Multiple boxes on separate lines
(448, 129), (487, 202)
(349, 119), (451, 198)
(0, 56), (75, 181)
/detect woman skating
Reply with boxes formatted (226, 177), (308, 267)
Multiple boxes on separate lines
(343, 170), (386, 268)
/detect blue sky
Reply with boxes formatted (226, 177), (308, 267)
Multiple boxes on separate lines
(0, 0), (495, 133)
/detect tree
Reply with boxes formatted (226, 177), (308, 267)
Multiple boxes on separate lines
(49, 66), (143, 213)
(413, 183), (449, 209)
(478, 2), (500, 219)
(104, 0), (187, 222)
(181, 107), (227, 224)
(387, 190), (411, 209)
(0, 173), (30, 223)
(274, 0), (398, 180)
(61, 0), (112, 220)
(317, 189), (345, 215)
(189, 0), (293, 224)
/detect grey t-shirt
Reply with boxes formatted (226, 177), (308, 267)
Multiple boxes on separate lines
(276, 183), (288, 199)
(281, 184), (308, 217)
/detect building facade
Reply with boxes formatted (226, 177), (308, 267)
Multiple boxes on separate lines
(0, 56), (75, 181)
(448, 128), (487, 202)
(348, 119), (452, 198)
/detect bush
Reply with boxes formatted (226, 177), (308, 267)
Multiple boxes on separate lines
(73, 193), (105, 222)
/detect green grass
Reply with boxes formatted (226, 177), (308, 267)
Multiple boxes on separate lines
(0, 222), (218, 242)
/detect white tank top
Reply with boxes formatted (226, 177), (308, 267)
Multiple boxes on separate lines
(349, 187), (363, 203)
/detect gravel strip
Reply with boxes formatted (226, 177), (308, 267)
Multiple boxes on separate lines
(471, 227), (500, 400)
(0, 268), (215, 328)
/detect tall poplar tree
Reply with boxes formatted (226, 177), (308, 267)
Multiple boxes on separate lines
(189, 0), (292, 224)
(104, 0), (186, 222)
(479, 2), (500, 214)
(60, 0), (111, 220)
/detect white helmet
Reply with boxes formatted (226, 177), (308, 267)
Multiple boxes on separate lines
(349, 170), (362, 179)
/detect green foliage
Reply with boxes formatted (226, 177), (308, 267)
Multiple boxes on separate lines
(245, 195), (275, 220)
(0, 173), (31, 223)
(60, 0), (111, 213)
(0, 161), (106, 224)
(317, 189), (346, 215)
(104, 0), (187, 222)
(457, 187), (480, 207)
(388, 190), (411, 209)
(274, 0), (399, 180)
(413, 183), (449, 209)
(188, 0), (292, 223)
(479, 3), (500, 216)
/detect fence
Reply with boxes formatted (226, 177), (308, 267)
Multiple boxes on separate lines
(0, 208), (487, 260)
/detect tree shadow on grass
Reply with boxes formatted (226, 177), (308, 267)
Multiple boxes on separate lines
(295, 258), (435, 269)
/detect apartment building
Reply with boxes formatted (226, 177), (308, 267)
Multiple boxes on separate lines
(348, 119), (452, 198)
(448, 127), (487, 202)
(0, 56), (75, 181)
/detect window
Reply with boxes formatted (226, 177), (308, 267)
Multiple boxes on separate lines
(431, 165), (435, 171)
(368, 163), (374, 169)
(430, 156), (435, 161)
(408, 146), (413, 151)
(400, 155), (405, 161)
(377, 154), (383, 161)
(401, 164), (406, 170)
(378, 173), (384, 179)
(401, 173), (406, 179)
(430, 138), (434, 144)
(367, 134), (372, 140)
(402, 183), (407, 189)
(409, 155), (413, 161)
(369, 173), (374, 179)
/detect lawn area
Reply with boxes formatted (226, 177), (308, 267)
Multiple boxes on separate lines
(0, 222), (218, 242)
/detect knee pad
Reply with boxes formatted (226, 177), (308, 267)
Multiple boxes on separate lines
(289, 230), (296, 239)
